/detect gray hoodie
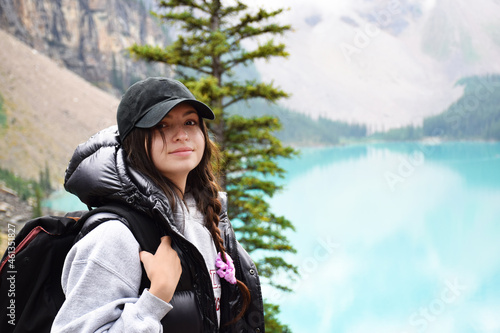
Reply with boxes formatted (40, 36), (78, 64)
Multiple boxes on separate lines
(51, 220), (171, 332)
(51, 194), (221, 332)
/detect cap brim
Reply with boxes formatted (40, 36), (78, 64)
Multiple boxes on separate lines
(135, 98), (215, 129)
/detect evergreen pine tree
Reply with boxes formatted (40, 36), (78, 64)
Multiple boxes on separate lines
(130, 1), (298, 330)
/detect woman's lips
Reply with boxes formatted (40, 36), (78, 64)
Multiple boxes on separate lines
(170, 147), (194, 156)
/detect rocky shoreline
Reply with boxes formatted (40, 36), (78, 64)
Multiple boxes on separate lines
(0, 185), (37, 254)
(0, 185), (33, 225)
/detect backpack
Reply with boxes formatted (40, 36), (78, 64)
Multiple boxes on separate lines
(0, 204), (160, 333)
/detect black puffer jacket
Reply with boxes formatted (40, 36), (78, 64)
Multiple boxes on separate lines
(64, 126), (265, 333)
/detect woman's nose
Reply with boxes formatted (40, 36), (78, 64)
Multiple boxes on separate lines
(172, 125), (189, 141)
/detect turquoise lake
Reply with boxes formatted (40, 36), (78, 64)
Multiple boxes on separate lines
(44, 142), (500, 332)
(268, 142), (500, 333)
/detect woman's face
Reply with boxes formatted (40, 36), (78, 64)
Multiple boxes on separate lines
(150, 102), (205, 189)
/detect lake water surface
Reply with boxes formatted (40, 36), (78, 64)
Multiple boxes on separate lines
(268, 142), (500, 333)
(44, 142), (500, 332)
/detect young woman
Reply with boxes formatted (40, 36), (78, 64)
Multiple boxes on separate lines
(52, 77), (264, 332)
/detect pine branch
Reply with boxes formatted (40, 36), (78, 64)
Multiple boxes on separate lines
(225, 40), (289, 69)
(158, 0), (208, 13)
(219, 1), (247, 17)
(222, 81), (289, 108)
(129, 43), (213, 75)
(229, 23), (291, 45)
(227, 7), (288, 36)
(156, 11), (211, 32)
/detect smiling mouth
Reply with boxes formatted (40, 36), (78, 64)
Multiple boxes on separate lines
(170, 147), (194, 154)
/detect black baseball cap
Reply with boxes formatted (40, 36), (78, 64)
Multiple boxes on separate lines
(117, 77), (215, 141)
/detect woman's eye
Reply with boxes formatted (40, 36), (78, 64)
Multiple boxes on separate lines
(186, 120), (197, 126)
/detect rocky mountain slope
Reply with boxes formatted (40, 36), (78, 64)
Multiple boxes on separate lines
(0, 0), (178, 185)
(0, 28), (119, 184)
(0, 0), (171, 95)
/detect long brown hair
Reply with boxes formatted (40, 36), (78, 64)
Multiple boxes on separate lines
(122, 112), (250, 324)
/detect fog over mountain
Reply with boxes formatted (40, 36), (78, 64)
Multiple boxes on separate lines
(248, 0), (500, 131)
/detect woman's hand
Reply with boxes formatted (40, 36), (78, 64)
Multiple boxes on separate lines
(140, 236), (182, 303)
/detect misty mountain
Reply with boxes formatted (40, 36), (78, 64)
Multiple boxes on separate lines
(251, 0), (500, 130)
(423, 74), (500, 140)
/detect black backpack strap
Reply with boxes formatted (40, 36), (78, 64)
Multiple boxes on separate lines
(76, 205), (163, 249)
(73, 211), (126, 243)
(75, 204), (166, 293)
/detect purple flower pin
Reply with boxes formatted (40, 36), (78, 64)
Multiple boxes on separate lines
(215, 252), (237, 284)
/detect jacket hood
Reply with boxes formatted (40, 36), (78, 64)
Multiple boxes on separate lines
(64, 126), (168, 215)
